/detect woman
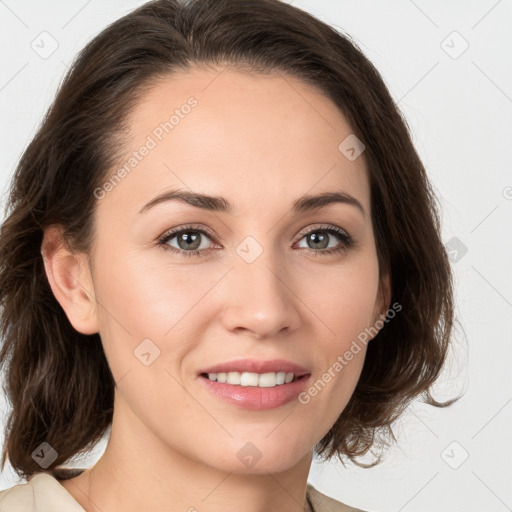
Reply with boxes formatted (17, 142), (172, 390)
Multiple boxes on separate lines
(0, 0), (458, 510)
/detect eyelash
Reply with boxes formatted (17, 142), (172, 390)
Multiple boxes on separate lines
(157, 223), (353, 258)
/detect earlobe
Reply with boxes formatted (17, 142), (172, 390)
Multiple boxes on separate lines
(40, 225), (99, 335)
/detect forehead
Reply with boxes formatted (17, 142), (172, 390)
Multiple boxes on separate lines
(99, 66), (370, 219)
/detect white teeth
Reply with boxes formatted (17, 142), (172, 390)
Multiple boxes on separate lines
(257, 372), (277, 387)
(226, 372), (241, 385)
(205, 371), (297, 387)
(240, 372), (259, 386)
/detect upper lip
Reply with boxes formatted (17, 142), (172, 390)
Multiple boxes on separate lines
(199, 358), (311, 376)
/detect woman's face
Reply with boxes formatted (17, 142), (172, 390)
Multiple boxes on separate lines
(83, 66), (390, 474)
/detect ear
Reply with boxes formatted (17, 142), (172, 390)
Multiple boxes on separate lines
(370, 271), (392, 335)
(40, 225), (99, 335)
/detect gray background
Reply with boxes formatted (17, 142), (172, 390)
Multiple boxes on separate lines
(0, 1), (511, 511)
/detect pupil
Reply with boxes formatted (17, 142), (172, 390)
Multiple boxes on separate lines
(309, 232), (328, 249)
(180, 232), (200, 250)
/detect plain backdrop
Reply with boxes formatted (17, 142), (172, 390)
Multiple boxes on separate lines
(0, 1), (511, 511)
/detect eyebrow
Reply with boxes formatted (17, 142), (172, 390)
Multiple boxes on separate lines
(138, 188), (365, 216)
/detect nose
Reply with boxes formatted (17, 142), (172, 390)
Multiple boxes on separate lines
(219, 252), (302, 340)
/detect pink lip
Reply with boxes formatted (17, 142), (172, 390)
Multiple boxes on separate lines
(197, 358), (312, 410)
(198, 358), (310, 376)
(198, 374), (311, 410)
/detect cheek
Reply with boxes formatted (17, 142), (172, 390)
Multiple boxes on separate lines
(296, 254), (381, 344)
(91, 244), (220, 374)
(94, 240), (201, 326)
(294, 253), (379, 403)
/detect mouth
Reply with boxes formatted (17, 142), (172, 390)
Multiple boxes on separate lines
(197, 359), (312, 410)
(199, 371), (307, 388)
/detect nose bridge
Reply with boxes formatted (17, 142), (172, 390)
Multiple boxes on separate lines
(219, 236), (301, 338)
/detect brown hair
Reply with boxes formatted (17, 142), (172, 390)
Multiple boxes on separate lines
(0, 0), (459, 479)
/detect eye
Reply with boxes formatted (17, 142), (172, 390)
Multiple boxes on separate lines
(294, 225), (352, 256)
(157, 224), (217, 258)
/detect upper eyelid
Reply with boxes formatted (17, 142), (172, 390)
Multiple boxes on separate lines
(160, 224), (217, 243)
(296, 224), (349, 238)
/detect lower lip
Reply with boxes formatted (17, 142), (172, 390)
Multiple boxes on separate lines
(198, 374), (311, 410)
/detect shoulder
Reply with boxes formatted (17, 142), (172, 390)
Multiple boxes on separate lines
(0, 472), (364, 512)
(0, 471), (85, 511)
(306, 483), (367, 512)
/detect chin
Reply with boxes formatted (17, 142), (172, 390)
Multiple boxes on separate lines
(203, 438), (311, 475)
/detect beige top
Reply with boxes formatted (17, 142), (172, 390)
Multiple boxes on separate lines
(0, 467), (365, 512)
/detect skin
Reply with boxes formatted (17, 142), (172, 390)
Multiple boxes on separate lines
(41, 66), (391, 512)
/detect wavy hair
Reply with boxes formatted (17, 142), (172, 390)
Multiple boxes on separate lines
(0, 0), (459, 479)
